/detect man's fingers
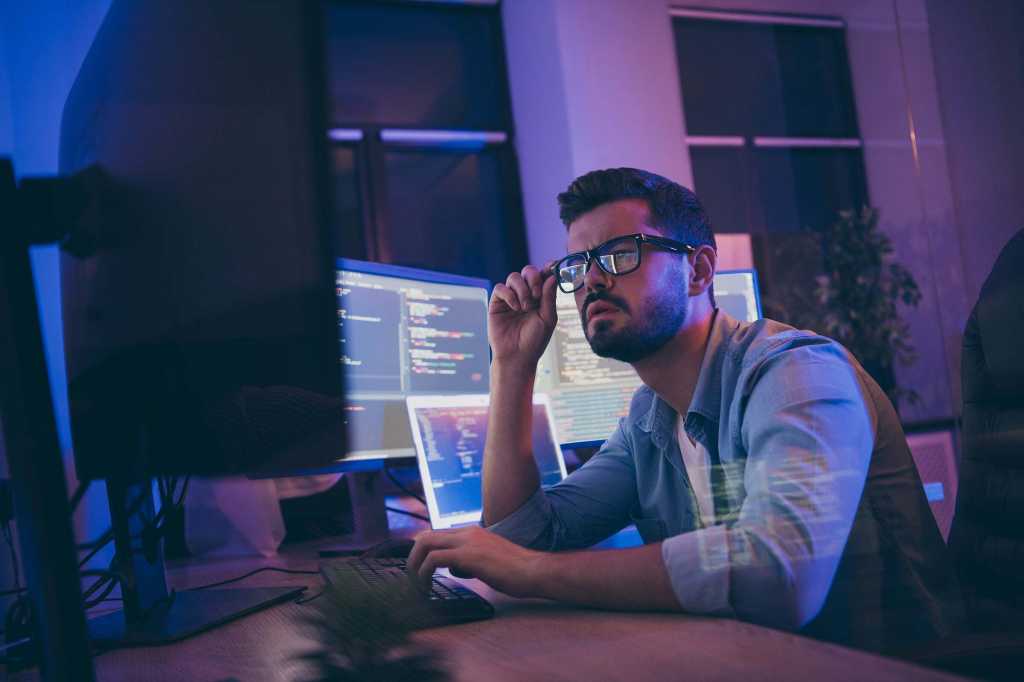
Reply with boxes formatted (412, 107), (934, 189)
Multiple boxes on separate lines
(521, 265), (545, 299)
(505, 272), (534, 310)
(493, 265), (557, 315)
(490, 283), (520, 312)
(407, 529), (461, 577)
(540, 272), (558, 324)
(417, 548), (461, 586)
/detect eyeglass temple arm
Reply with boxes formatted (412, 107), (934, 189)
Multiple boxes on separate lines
(639, 234), (695, 253)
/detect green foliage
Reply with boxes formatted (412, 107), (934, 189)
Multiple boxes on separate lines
(812, 206), (922, 409)
(292, 570), (450, 682)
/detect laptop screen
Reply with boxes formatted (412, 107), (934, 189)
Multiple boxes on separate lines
(406, 394), (566, 529)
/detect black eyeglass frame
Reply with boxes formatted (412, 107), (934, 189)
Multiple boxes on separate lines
(553, 233), (697, 293)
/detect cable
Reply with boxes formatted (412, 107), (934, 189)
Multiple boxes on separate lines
(295, 589), (324, 605)
(384, 465), (427, 505)
(186, 566), (319, 592)
(2, 520), (21, 589)
(77, 530), (115, 568)
(1, 522), (28, 600)
(5, 476), (197, 663)
(79, 566), (122, 607)
(385, 506), (430, 522)
(68, 480), (91, 513)
(174, 475), (191, 507)
(82, 577), (120, 610)
(77, 474), (188, 568)
(76, 483), (155, 566)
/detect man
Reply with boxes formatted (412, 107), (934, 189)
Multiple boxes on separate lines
(408, 168), (962, 651)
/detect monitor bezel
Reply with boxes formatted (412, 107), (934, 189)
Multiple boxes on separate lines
(337, 257), (491, 292)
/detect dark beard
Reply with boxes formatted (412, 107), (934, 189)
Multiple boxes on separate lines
(584, 289), (688, 363)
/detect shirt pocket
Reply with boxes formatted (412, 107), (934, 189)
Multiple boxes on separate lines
(629, 515), (668, 544)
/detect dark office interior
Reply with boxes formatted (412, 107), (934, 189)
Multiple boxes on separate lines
(1, 1), (1023, 680)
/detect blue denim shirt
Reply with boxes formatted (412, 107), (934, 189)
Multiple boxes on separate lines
(489, 311), (962, 651)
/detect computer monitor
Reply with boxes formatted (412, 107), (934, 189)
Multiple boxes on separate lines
(535, 269), (762, 448)
(51, 0), (342, 655)
(337, 258), (491, 462)
(713, 270), (763, 326)
(406, 394), (567, 529)
(61, 3), (342, 481)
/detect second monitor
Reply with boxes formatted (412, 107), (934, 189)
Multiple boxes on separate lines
(337, 261), (762, 460)
(337, 258), (491, 461)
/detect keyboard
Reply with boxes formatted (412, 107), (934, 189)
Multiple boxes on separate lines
(319, 556), (494, 629)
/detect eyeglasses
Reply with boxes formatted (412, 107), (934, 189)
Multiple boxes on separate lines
(553, 233), (696, 293)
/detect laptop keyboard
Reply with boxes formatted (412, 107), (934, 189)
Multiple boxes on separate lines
(319, 556), (494, 629)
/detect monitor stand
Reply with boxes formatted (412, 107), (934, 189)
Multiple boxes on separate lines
(317, 470), (392, 557)
(86, 476), (304, 647)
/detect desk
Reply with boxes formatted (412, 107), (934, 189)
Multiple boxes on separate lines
(10, 546), (962, 682)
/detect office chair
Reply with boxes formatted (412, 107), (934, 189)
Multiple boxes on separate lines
(904, 228), (1024, 679)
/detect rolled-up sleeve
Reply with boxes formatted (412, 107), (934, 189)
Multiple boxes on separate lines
(486, 417), (640, 551)
(661, 341), (874, 629)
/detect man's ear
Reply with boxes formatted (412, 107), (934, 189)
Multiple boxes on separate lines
(689, 245), (717, 296)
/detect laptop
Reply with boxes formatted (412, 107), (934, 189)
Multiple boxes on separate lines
(406, 393), (568, 530)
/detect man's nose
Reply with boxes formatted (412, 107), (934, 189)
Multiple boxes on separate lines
(583, 258), (612, 293)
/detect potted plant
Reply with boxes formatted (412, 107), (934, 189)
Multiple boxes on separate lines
(811, 206), (922, 410)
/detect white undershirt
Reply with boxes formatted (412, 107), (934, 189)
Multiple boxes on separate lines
(676, 417), (715, 527)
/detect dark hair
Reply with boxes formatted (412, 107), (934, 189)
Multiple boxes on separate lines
(557, 167), (716, 252)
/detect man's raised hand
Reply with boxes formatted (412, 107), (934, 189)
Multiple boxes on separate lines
(488, 262), (558, 367)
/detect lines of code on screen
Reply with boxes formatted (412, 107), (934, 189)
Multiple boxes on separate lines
(337, 269), (489, 458)
(535, 290), (642, 446)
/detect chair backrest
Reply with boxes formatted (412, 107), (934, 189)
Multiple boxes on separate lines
(949, 228), (1024, 632)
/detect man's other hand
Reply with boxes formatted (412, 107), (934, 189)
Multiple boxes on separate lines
(488, 263), (558, 367)
(407, 526), (542, 598)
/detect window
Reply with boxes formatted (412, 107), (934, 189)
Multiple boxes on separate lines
(672, 9), (869, 325)
(672, 9), (868, 234)
(322, 0), (527, 285)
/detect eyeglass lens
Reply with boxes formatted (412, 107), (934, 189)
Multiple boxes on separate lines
(557, 237), (641, 291)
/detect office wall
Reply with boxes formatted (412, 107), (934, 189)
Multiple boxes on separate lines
(0, 22), (11, 488)
(503, 0), (693, 266)
(927, 0), (1024, 309)
(506, 0), (973, 423)
(0, 28), (13, 157)
(1, 0), (112, 443)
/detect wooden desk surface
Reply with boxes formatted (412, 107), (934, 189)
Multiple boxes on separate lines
(11, 548), (962, 682)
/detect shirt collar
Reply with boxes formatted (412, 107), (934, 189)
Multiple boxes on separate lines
(639, 308), (740, 449)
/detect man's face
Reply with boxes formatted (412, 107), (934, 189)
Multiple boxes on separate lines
(566, 198), (691, 363)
